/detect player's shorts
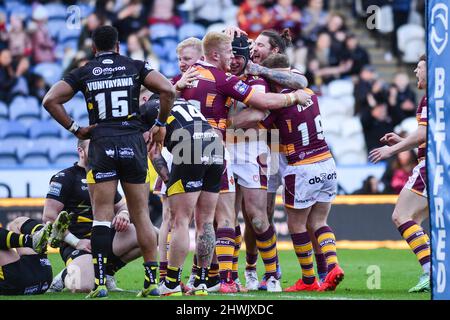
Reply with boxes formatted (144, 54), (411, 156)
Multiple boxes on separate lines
(87, 132), (148, 184)
(404, 160), (427, 198)
(283, 158), (337, 209)
(267, 153), (288, 193)
(230, 141), (268, 189)
(0, 254), (52, 295)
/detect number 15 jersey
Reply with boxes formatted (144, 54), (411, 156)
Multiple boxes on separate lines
(63, 51), (154, 138)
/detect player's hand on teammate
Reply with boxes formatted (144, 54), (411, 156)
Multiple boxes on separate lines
(368, 146), (393, 163)
(147, 125), (166, 152)
(176, 67), (199, 90)
(380, 132), (403, 146)
(223, 26), (247, 38)
(113, 211), (130, 232)
(75, 124), (97, 140)
(75, 239), (92, 252)
(295, 89), (312, 105)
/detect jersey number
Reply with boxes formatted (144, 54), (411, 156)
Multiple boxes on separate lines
(173, 104), (206, 122)
(297, 115), (324, 146)
(95, 90), (129, 119)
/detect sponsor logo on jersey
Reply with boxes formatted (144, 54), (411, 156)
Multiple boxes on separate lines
(118, 147), (135, 158)
(308, 172), (337, 185)
(144, 61), (152, 70)
(105, 149), (115, 158)
(95, 171), (117, 180)
(295, 197), (315, 204)
(102, 59), (114, 64)
(54, 172), (65, 178)
(186, 180), (203, 189)
(48, 181), (62, 197)
(87, 77), (133, 91)
(81, 179), (87, 184)
(92, 66), (126, 76)
(233, 81), (249, 95)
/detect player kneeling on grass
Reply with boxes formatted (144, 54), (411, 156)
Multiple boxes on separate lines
(230, 54), (344, 292)
(141, 96), (223, 296)
(43, 139), (143, 294)
(0, 212), (69, 295)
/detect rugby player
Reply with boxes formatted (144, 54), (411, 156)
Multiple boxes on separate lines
(141, 96), (223, 296)
(0, 213), (68, 295)
(43, 139), (142, 293)
(43, 25), (175, 298)
(369, 55), (430, 293)
(178, 31), (310, 293)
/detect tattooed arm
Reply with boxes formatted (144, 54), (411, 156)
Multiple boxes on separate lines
(149, 144), (170, 183)
(246, 61), (308, 89)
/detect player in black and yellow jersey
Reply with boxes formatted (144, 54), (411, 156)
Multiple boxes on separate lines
(43, 25), (175, 298)
(0, 213), (68, 295)
(43, 139), (143, 293)
(141, 96), (223, 296)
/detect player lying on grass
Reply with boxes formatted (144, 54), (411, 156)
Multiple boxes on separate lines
(0, 212), (69, 295)
(229, 53), (345, 292)
(43, 139), (143, 294)
(142, 96), (224, 296)
(369, 55), (430, 293)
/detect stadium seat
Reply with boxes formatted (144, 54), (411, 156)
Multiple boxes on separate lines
(29, 120), (61, 139)
(397, 24), (425, 55)
(45, 3), (67, 20)
(160, 60), (180, 78)
(375, 5), (394, 34)
(0, 101), (8, 120)
(178, 23), (206, 41)
(49, 142), (79, 165)
(317, 96), (341, 118)
(64, 97), (85, 117)
(0, 144), (18, 167)
(395, 117), (417, 135)
(33, 63), (63, 86)
(9, 96), (41, 122)
(321, 114), (343, 136)
(47, 19), (67, 39)
(341, 117), (363, 138)
(0, 121), (28, 139)
(151, 43), (166, 59)
(327, 80), (354, 98)
(17, 143), (51, 167)
(72, 105), (89, 122)
(59, 26), (82, 43)
(206, 23), (228, 34)
(402, 39), (425, 64)
(149, 23), (178, 41)
(164, 39), (179, 62)
(336, 150), (368, 165)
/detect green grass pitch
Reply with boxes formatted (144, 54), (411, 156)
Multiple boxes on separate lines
(2, 249), (430, 300)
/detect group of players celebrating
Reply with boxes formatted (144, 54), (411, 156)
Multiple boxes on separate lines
(0, 22), (430, 298)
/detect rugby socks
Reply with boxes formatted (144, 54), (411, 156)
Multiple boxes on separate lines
(159, 261), (168, 282)
(106, 254), (126, 276)
(165, 265), (182, 289)
(0, 228), (32, 249)
(208, 262), (220, 282)
(315, 226), (339, 272)
(143, 261), (158, 289)
(91, 221), (112, 289)
(291, 232), (316, 285)
(255, 225), (278, 279)
(246, 252), (258, 272)
(315, 253), (328, 281)
(216, 228), (235, 282)
(19, 219), (44, 235)
(398, 221), (431, 273)
(193, 267), (209, 287)
(191, 254), (199, 277)
(232, 225), (242, 280)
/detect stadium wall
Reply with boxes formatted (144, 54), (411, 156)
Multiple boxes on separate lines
(0, 196), (428, 242)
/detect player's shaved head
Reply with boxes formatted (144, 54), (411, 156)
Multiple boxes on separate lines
(177, 37), (202, 55)
(202, 32), (232, 58)
(260, 53), (290, 70)
(92, 25), (119, 52)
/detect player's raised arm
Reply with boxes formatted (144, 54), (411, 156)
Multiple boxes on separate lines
(43, 81), (96, 139)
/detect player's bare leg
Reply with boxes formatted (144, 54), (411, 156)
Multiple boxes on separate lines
(86, 180), (117, 298)
(392, 188), (430, 292)
(122, 182), (159, 297)
(215, 192), (238, 293)
(157, 197), (171, 285)
(285, 207), (320, 292)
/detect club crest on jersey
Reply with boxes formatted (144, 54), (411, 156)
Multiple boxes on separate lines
(102, 59), (114, 64)
(233, 81), (249, 95)
(144, 61), (152, 70)
(105, 149), (115, 158)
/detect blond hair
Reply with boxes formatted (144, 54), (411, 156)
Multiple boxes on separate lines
(176, 37), (203, 55)
(202, 32), (231, 58)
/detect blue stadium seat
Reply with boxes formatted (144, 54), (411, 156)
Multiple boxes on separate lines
(151, 43), (166, 59)
(33, 63), (63, 86)
(77, 3), (94, 19)
(160, 60), (180, 78)
(0, 101), (8, 120)
(49, 142), (79, 166)
(59, 27), (82, 43)
(29, 120), (61, 139)
(149, 23), (178, 41)
(47, 19), (67, 39)
(9, 96), (41, 121)
(64, 97), (85, 117)
(178, 23), (206, 41)
(0, 121), (28, 139)
(72, 104), (89, 122)
(17, 142), (51, 167)
(45, 3), (67, 20)
(0, 144), (18, 167)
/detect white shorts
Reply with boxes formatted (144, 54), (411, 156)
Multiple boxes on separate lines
(267, 153), (288, 193)
(282, 158), (337, 209)
(153, 148), (173, 196)
(404, 160), (427, 198)
(220, 159), (236, 193)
